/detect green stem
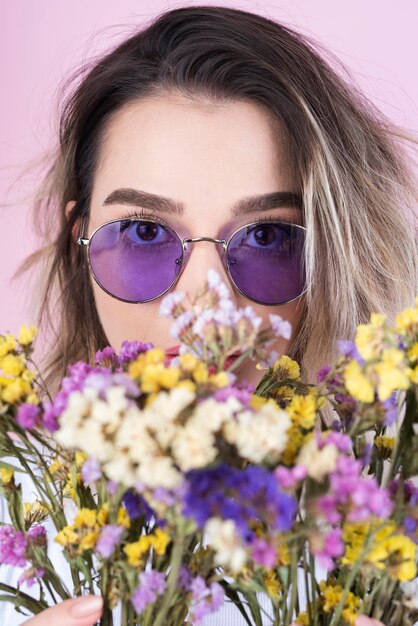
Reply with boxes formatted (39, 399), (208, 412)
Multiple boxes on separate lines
(152, 537), (184, 626)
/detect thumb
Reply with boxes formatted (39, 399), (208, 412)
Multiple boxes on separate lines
(24, 595), (103, 626)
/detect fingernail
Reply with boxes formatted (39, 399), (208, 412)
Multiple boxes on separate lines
(355, 617), (371, 626)
(70, 595), (103, 618)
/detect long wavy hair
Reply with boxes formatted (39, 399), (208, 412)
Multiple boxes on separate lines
(16, 5), (418, 395)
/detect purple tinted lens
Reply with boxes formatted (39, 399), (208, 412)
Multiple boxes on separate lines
(226, 222), (306, 305)
(88, 220), (183, 302)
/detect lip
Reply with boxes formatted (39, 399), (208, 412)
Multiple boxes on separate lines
(165, 345), (180, 356)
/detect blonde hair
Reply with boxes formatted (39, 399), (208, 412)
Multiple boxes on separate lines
(16, 5), (418, 394)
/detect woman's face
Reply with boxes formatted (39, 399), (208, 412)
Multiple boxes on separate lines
(69, 93), (305, 385)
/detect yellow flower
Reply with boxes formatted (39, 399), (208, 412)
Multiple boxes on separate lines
(273, 355), (300, 381)
(249, 395), (267, 409)
(141, 364), (181, 393)
(75, 451), (88, 468)
(0, 467), (14, 484)
(176, 379), (196, 393)
(343, 360), (374, 403)
(117, 506), (131, 528)
(407, 342), (418, 364)
(18, 324), (38, 346)
(319, 581), (361, 626)
(280, 425), (305, 466)
(55, 525), (79, 547)
(0, 354), (25, 376)
(179, 353), (199, 372)
(395, 302), (418, 335)
(374, 348), (410, 400)
(374, 435), (395, 450)
(0, 333), (17, 357)
(97, 504), (109, 526)
(192, 363), (209, 385)
(294, 611), (309, 626)
(128, 349), (165, 379)
(124, 537), (151, 566)
(78, 531), (99, 553)
(150, 528), (171, 556)
(209, 371), (229, 388)
(74, 508), (97, 529)
(287, 394), (317, 430)
(263, 570), (281, 597)
(2, 379), (31, 404)
(368, 534), (417, 581)
(355, 313), (386, 361)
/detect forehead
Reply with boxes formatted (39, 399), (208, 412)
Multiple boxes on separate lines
(90, 94), (299, 228)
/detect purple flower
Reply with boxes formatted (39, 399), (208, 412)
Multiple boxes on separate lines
(18, 566), (45, 588)
(27, 525), (46, 547)
(178, 565), (193, 591)
(319, 431), (352, 453)
(16, 403), (40, 429)
(0, 526), (28, 567)
(81, 457), (102, 485)
(275, 465), (307, 489)
(213, 385), (252, 406)
(131, 570), (167, 614)
(268, 314), (292, 340)
(250, 538), (276, 568)
(41, 364), (140, 432)
(311, 528), (344, 570)
(122, 491), (154, 522)
(182, 464), (297, 542)
(317, 365), (331, 384)
(94, 346), (119, 368)
(317, 456), (393, 524)
(382, 393), (398, 426)
(337, 340), (364, 364)
(188, 577), (225, 625)
(95, 525), (124, 558)
(118, 340), (153, 364)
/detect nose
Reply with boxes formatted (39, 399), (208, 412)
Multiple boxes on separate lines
(174, 238), (236, 302)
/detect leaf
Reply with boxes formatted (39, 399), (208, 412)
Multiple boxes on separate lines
(219, 581), (253, 626)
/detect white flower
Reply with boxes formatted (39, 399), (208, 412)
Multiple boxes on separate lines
(115, 409), (159, 462)
(169, 310), (196, 341)
(204, 518), (247, 572)
(171, 425), (217, 471)
(143, 387), (196, 448)
(269, 314), (292, 340)
(191, 396), (243, 433)
(159, 291), (185, 318)
(400, 581), (418, 609)
(207, 269), (231, 301)
(137, 456), (182, 489)
(235, 306), (262, 332)
(223, 401), (291, 463)
(103, 452), (138, 487)
(297, 438), (339, 482)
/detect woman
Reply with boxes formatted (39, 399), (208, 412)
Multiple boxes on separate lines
(3, 4), (417, 625)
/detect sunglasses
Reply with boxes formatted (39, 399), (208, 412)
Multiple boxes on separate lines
(77, 216), (307, 306)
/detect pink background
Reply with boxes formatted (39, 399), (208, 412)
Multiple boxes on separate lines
(1, 0), (417, 334)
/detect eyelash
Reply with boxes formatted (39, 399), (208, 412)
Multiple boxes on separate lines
(119, 209), (297, 228)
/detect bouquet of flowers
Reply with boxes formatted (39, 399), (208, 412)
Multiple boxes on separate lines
(1, 269), (418, 626)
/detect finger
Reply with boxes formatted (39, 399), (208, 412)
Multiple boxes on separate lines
(355, 617), (385, 626)
(24, 595), (103, 626)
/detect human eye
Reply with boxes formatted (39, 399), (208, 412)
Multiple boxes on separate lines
(118, 210), (175, 245)
(244, 220), (296, 252)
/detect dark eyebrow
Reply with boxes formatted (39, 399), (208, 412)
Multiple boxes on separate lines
(103, 188), (303, 215)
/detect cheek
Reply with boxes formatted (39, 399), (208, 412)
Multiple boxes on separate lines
(92, 283), (172, 349)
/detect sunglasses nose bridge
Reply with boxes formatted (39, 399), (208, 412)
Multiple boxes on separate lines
(182, 237), (227, 253)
